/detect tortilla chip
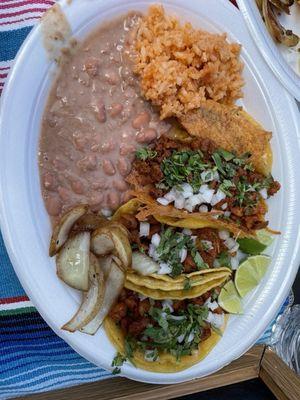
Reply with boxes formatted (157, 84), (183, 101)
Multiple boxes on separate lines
(104, 315), (227, 373)
(180, 100), (272, 175)
(126, 270), (231, 291)
(125, 277), (227, 300)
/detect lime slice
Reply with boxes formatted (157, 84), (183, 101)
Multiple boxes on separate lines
(237, 229), (273, 255)
(218, 280), (243, 314)
(234, 255), (271, 298)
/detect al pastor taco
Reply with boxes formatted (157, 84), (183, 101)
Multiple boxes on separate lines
(106, 287), (227, 373)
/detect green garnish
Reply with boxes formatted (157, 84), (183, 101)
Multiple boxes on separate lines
(135, 304), (210, 361)
(136, 147), (157, 161)
(111, 352), (127, 375)
(216, 251), (231, 268)
(184, 277), (192, 291)
(156, 228), (207, 277)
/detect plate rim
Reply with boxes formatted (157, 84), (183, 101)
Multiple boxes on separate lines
(0, 0), (300, 384)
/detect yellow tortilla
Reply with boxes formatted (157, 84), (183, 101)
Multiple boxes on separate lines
(150, 267), (231, 282)
(104, 315), (227, 373)
(125, 277), (228, 300)
(126, 270), (231, 291)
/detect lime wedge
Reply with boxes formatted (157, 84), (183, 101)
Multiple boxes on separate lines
(234, 255), (271, 298)
(237, 229), (273, 255)
(218, 280), (243, 314)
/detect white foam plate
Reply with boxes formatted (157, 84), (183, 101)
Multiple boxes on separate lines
(237, 0), (300, 101)
(0, 0), (300, 384)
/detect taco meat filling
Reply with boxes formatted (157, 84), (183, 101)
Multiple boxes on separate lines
(110, 288), (224, 363)
(127, 136), (280, 231)
(117, 212), (240, 276)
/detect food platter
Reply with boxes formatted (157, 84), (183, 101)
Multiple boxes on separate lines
(237, 0), (300, 101)
(0, 0), (300, 384)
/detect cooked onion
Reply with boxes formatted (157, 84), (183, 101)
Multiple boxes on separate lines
(62, 253), (104, 332)
(80, 259), (125, 335)
(131, 251), (159, 275)
(56, 231), (90, 291)
(49, 204), (88, 256)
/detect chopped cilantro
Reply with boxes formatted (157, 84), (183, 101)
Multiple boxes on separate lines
(111, 352), (126, 374)
(155, 228), (207, 276)
(184, 277), (192, 291)
(136, 147), (157, 161)
(216, 251), (231, 268)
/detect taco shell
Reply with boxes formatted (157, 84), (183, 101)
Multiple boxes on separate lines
(104, 314), (227, 373)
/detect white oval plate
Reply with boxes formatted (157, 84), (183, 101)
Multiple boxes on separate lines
(237, 0), (300, 101)
(0, 0), (300, 384)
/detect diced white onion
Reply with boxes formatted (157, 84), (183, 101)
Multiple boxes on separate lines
(229, 243), (240, 254)
(157, 262), (172, 275)
(157, 197), (171, 206)
(213, 171), (220, 181)
(180, 183), (194, 198)
(218, 230), (230, 240)
(199, 184), (209, 194)
(180, 247), (188, 262)
(201, 240), (214, 251)
(164, 189), (176, 202)
(139, 222), (150, 237)
(260, 188), (268, 200)
(184, 194), (203, 212)
(101, 208), (112, 217)
(148, 243), (159, 261)
(162, 299), (174, 313)
(205, 311), (224, 328)
(211, 190), (226, 206)
(177, 334), (185, 343)
(224, 237), (237, 250)
(204, 298), (219, 311)
(151, 233), (161, 247)
(174, 194), (185, 209)
(201, 188), (215, 204)
(230, 255), (239, 270)
(182, 228), (192, 236)
(221, 202), (228, 210)
(187, 331), (195, 343)
(169, 315), (186, 321)
(191, 235), (197, 243)
(224, 211), (231, 218)
(199, 204), (209, 213)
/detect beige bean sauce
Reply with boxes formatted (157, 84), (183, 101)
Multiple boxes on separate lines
(39, 12), (169, 222)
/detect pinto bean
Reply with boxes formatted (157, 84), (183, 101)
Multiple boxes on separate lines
(84, 58), (99, 77)
(119, 143), (136, 156)
(104, 71), (119, 85)
(42, 172), (57, 191)
(73, 137), (87, 151)
(117, 158), (130, 177)
(97, 102), (106, 123)
(58, 187), (72, 202)
(113, 179), (128, 191)
(132, 112), (150, 129)
(109, 103), (123, 117)
(100, 140), (116, 154)
(102, 159), (116, 176)
(52, 158), (66, 171)
(77, 154), (98, 171)
(90, 192), (104, 206)
(92, 178), (108, 190)
(136, 128), (157, 143)
(107, 191), (120, 209)
(45, 196), (62, 216)
(71, 180), (84, 194)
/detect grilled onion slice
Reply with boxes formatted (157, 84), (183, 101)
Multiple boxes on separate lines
(62, 253), (104, 332)
(49, 204), (88, 256)
(80, 259), (125, 335)
(56, 231), (90, 291)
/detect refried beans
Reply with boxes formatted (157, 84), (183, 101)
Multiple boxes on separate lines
(39, 12), (169, 223)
